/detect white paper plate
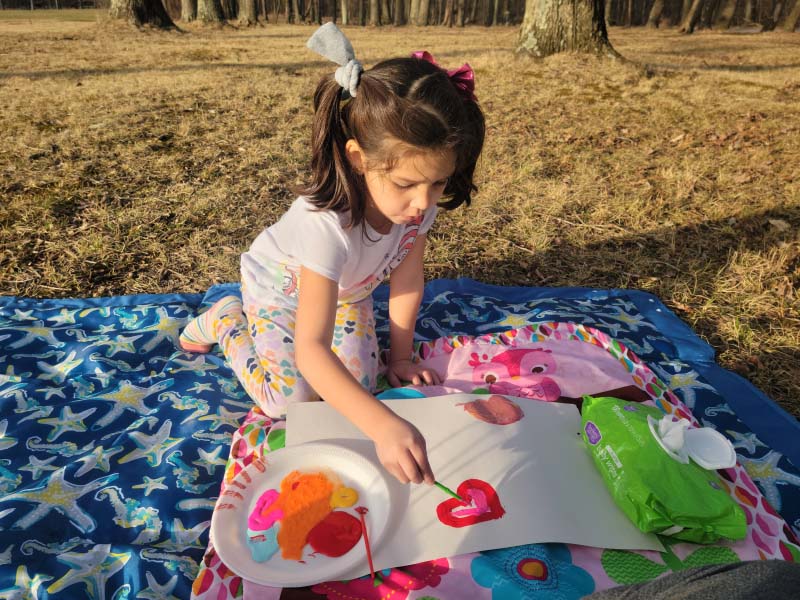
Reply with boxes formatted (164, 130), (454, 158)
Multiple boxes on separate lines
(210, 442), (392, 588)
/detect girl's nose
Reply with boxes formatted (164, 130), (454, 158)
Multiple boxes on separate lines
(412, 188), (438, 211)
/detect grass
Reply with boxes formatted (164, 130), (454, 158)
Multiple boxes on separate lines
(1, 13), (798, 418)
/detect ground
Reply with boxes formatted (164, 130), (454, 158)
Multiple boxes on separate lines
(0, 10), (798, 417)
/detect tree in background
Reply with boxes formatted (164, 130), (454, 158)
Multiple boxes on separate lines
(517, 0), (617, 56)
(181, 0), (197, 20)
(197, 0), (225, 22)
(109, 0), (177, 27)
(239, 0), (260, 23)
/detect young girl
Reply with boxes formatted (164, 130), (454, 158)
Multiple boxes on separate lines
(179, 23), (485, 486)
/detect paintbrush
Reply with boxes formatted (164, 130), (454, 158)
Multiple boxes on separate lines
(434, 481), (463, 501)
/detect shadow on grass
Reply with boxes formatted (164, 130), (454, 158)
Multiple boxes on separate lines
(643, 61), (800, 73)
(0, 48), (501, 81)
(432, 205), (799, 414)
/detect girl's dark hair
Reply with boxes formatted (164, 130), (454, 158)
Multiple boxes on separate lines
(296, 56), (486, 229)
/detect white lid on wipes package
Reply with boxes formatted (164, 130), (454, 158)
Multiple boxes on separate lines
(647, 415), (736, 470)
(684, 427), (737, 470)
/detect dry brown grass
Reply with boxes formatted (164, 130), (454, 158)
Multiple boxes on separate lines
(1, 12), (798, 417)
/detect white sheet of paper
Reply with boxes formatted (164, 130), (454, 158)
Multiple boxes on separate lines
(287, 394), (662, 578)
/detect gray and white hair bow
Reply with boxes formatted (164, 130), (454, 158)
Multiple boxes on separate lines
(307, 22), (363, 99)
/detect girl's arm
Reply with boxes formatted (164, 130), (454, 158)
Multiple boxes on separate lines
(294, 266), (435, 485)
(386, 234), (442, 388)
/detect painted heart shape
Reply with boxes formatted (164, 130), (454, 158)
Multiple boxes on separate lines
(459, 395), (524, 425)
(436, 479), (505, 528)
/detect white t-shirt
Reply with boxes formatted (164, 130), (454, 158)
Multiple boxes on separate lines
(241, 196), (438, 308)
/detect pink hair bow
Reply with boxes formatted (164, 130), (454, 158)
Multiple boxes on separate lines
(411, 50), (476, 102)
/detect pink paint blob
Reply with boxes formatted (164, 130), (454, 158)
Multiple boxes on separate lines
(450, 488), (490, 517)
(248, 489), (284, 531)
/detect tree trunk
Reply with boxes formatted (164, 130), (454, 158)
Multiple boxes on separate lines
(394, 0), (404, 23)
(681, 0), (692, 21)
(744, 0), (753, 21)
(238, 0), (258, 23)
(680, 0), (705, 31)
(713, 0), (736, 27)
(647, 0), (665, 26)
(517, 0), (617, 57)
(700, 0), (719, 27)
(418, 0), (430, 23)
(109, 0), (177, 27)
(493, 0), (501, 23)
(774, 1), (783, 23)
(785, 0), (800, 30)
(469, 0), (478, 23)
(761, 0), (776, 29)
(181, 0), (197, 20)
(442, 0), (454, 23)
(410, 0), (420, 22)
(341, 0), (348, 22)
(197, 0), (224, 21)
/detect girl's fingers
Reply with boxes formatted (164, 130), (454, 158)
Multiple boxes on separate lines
(409, 442), (435, 485)
(398, 450), (423, 484)
(422, 369), (439, 385)
(386, 371), (401, 388)
(385, 461), (409, 485)
(411, 374), (422, 386)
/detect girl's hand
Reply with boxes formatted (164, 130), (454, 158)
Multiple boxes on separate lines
(373, 414), (435, 485)
(386, 358), (442, 388)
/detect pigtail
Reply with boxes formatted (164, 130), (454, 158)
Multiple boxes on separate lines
(296, 76), (367, 228)
(440, 97), (485, 210)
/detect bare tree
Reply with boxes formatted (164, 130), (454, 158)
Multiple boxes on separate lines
(443, 0), (454, 23)
(680, 0), (705, 31)
(181, 0), (197, 20)
(239, 0), (259, 24)
(714, 0), (737, 28)
(786, 0), (800, 29)
(394, 0), (404, 23)
(370, 0), (379, 23)
(418, 0), (430, 23)
(517, 0), (617, 57)
(197, 0), (225, 21)
(109, 0), (177, 27)
(647, 0), (665, 26)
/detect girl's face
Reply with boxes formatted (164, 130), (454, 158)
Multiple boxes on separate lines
(347, 140), (456, 233)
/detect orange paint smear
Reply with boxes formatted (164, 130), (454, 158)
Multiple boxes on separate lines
(275, 470), (334, 560)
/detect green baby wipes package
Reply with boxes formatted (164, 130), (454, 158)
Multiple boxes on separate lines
(581, 395), (746, 544)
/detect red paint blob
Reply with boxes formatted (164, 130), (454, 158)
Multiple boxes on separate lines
(460, 395), (524, 425)
(307, 511), (363, 557)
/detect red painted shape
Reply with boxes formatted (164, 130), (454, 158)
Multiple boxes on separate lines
(436, 479), (505, 528)
(459, 395), (524, 425)
(307, 511), (363, 558)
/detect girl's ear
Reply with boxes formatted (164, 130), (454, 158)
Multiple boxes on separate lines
(344, 139), (365, 175)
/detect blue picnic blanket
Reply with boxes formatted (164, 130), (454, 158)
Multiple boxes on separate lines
(0, 278), (798, 599)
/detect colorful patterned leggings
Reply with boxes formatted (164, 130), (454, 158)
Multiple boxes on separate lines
(217, 294), (379, 419)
